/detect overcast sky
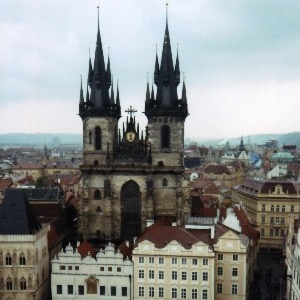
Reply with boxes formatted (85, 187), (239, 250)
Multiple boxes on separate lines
(1, 0), (300, 140)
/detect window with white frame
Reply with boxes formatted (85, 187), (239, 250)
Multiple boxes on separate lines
(149, 270), (154, 279)
(139, 270), (144, 278)
(192, 288), (198, 299)
(203, 272), (208, 281)
(149, 286), (154, 297)
(159, 271), (164, 280)
(203, 258), (208, 265)
(232, 267), (238, 276)
(139, 286), (144, 297)
(171, 287), (177, 298)
(158, 287), (164, 297)
(232, 284), (238, 295)
(181, 271), (187, 280)
(172, 271), (177, 280)
(139, 257), (144, 263)
(192, 272), (198, 280)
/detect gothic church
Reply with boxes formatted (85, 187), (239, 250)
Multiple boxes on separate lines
(78, 6), (190, 240)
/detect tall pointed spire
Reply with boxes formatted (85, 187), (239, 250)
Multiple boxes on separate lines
(79, 76), (84, 106)
(79, 6), (120, 119)
(146, 75), (150, 103)
(181, 75), (187, 105)
(86, 81), (90, 104)
(144, 2), (188, 119)
(110, 79), (115, 105)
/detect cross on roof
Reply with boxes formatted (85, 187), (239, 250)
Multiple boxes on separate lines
(125, 106), (137, 118)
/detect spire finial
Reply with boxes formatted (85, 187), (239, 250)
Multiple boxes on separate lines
(166, 1), (169, 24)
(97, 5), (100, 29)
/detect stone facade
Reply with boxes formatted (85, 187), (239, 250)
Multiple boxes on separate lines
(77, 10), (190, 240)
(0, 225), (50, 300)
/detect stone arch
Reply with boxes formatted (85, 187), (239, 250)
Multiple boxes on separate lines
(161, 125), (170, 148)
(121, 180), (141, 239)
(86, 276), (98, 294)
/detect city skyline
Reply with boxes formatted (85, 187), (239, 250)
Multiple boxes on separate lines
(1, 0), (300, 139)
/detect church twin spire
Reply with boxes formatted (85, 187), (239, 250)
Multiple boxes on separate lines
(79, 7), (121, 120)
(145, 4), (188, 119)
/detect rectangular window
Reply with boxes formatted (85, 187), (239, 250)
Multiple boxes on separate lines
(203, 272), (208, 281)
(172, 257), (177, 265)
(218, 267), (223, 276)
(68, 266), (72, 270)
(182, 258), (187, 265)
(172, 271), (177, 280)
(202, 289), (208, 299)
(60, 265), (66, 270)
(68, 285), (73, 295)
(139, 287), (144, 297)
(159, 271), (164, 279)
(111, 286), (116, 296)
(78, 285), (84, 295)
(75, 266), (79, 271)
(281, 218), (284, 224)
(291, 205), (294, 212)
(108, 266), (112, 272)
(149, 257), (154, 264)
(262, 204), (265, 212)
(270, 217), (274, 224)
(159, 287), (164, 297)
(192, 258), (198, 265)
(217, 283), (222, 294)
(270, 229), (274, 236)
(181, 288), (187, 299)
(232, 267), (238, 276)
(172, 288), (177, 298)
(232, 284), (238, 295)
(181, 271), (187, 280)
(149, 270), (154, 279)
(139, 257), (144, 263)
(281, 229), (285, 237)
(159, 257), (164, 264)
(233, 254), (238, 261)
(122, 287), (127, 296)
(261, 228), (265, 236)
(262, 216), (265, 224)
(149, 286), (154, 297)
(192, 288), (198, 299)
(100, 286), (105, 295)
(218, 254), (223, 261)
(117, 267), (121, 272)
(139, 270), (144, 278)
(57, 285), (62, 294)
(275, 228), (279, 236)
(192, 271), (198, 280)
(203, 258), (208, 265)
(100, 266), (104, 271)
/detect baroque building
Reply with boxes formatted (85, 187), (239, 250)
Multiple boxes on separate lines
(77, 7), (190, 240)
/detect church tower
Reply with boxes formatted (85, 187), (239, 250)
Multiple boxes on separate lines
(78, 6), (190, 242)
(145, 5), (188, 167)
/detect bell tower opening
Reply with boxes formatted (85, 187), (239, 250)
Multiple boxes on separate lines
(121, 180), (141, 239)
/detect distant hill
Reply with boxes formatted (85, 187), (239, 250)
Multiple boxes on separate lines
(0, 133), (82, 147)
(185, 132), (300, 148)
(1, 132), (300, 149)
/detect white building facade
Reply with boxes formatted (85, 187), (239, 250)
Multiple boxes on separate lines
(51, 242), (133, 299)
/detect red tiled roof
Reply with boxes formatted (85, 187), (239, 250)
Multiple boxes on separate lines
(204, 165), (231, 175)
(135, 218), (200, 249)
(77, 240), (97, 258)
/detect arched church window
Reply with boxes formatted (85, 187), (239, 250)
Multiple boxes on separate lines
(88, 131), (92, 144)
(158, 161), (164, 167)
(5, 253), (12, 265)
(162, 178), (168, 187)
(20, 278), (27, 290)
(94, 189), (101, 200)
(94, 160), (99, 166)
(19, 253), (26, 265)
(95, 126), (102, 150)
(161, 125), (170, 148)
(6, 277), (12, 290)
(96, 206), (102, 213)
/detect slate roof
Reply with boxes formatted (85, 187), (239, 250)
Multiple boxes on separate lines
(0, 188), (42, 234)
(16, 187), (62, 201)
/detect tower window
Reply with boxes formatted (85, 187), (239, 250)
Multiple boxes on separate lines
(95, 126), (102, 150)
(94, 189), (101, 200)
(6, 253), (12, 265)
(88, 131), (92, 144)
(162, 178), (168, 187)
(161, 125), (170, 148)
(6, 278), (12, 290)
(20, 278), (27, 290)
(19, 253), (26, 265)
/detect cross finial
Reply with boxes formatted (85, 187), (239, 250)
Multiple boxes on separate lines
(125, 106), (137, 118)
